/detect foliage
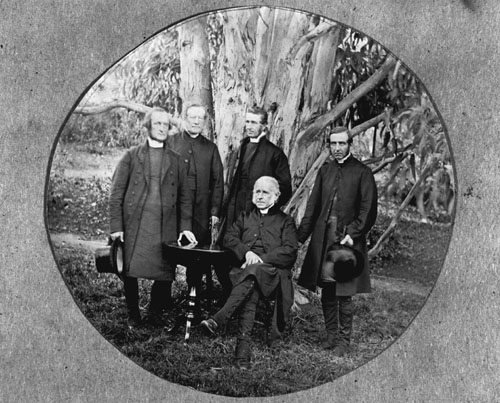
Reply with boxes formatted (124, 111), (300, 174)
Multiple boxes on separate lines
(60, 109), (144, 150)
(47, 173), (110, 239)
(114, 30), (181, 113)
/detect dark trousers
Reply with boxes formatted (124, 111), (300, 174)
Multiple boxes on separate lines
(321, 283), (354, 345)
(212, 277), (260, 341)
(124, 277), (172, 315)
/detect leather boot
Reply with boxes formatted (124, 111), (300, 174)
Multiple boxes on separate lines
(234, 338), (251, 370)
(124, 277), (142, 327)
(146, 281), (172, 326)
(333, 296), (354, 357)
(320, 283), (339, 349)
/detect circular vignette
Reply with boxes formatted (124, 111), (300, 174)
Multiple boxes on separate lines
(45, 5), (456, 398)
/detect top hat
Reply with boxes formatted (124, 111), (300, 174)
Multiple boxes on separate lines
(94, 237), (124, 275)
(321, 243), (364, 283)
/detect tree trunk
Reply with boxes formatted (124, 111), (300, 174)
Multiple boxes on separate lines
(250, 8), (311, 153)
(212, 9), (255, 184)
(177, 17), (213, 137)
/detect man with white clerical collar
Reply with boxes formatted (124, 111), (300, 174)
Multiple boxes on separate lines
(297, 126), (378, 356)
(201, 176), (298, 370)
(109, 107), (196, 328)
(167, 103), (226, 308)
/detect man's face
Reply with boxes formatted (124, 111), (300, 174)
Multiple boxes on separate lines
(149, 111), (170, 142)
(185, 106), (206, 136)
(329, 131), (350, 162)
(252, 180), (279, 210)
(245, 112), (265, 138)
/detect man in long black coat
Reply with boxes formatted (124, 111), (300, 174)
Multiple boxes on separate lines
(109, 107), (197, 327)
(201, 176), (298, 369)
(297, 127), (378, 356)
(224, 106), (292, 227)
(167, 104), (227, 302)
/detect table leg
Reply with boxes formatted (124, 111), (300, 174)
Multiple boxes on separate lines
(184, 285), (196, 344)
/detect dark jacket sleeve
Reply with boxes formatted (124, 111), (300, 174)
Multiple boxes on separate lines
(346, 166), (378, 239)
(177, 153), (193, 232)
(296, 167), (324, 243)
(109, 150), (131, 234)
(260, 215), (298, 269)
(223, 213), (251, 261)
(210, 146), (224, 217)
(274, 149), (292, 207)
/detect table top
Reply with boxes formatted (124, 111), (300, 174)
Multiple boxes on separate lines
(165, 242), (229, 254)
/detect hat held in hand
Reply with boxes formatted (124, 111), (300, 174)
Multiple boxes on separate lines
(94, 237), (124, 275)
(321, 243), (364, 283)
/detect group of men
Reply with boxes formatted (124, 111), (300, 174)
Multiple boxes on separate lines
(108, 103), (378, 369)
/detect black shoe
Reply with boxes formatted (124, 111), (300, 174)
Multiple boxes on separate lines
(127, 311), (142, 328)
(332, 343), (349, 357)
(200, 318), (219, 336)
(320, 333), (339, 350)
(145, 311), (164, 327)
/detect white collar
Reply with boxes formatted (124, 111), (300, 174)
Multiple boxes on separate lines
(147, 137), (164, 148)
(249, 132), (266, 143)
(337, 152), (351, 164)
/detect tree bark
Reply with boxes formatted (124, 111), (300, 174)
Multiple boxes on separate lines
(177, 17), (214, 138)
(212, 8), (255, 183)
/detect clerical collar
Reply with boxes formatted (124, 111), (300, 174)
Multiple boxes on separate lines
(186, 131), (200, 139)
(259, 208), (270, 215)
(147, 137), (164, 148)
(249, 132), (266, 143)
(337, 152), (352, 165)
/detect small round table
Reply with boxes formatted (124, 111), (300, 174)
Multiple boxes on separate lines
(165, 242), (231, 343)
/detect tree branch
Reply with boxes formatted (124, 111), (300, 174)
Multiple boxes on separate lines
(368, 161), (433, 259)
(74, 100), (152, 115)
(295, 55), (397, 148)
(286, 22), (339, 62)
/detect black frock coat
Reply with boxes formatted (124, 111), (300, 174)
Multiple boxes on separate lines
(109, 142), (193, 280)
(167, 132), (224, 245)
(297, 155), (377, 295)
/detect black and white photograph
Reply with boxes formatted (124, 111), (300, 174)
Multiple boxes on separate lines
(46, 6), (454, 397)
(3, 0), (500, 402)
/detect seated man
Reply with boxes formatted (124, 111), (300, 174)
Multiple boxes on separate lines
(201, 176), (298, 369)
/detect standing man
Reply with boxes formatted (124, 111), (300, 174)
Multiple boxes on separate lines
(109, 107), (197, 327)
(225, 106), (292, 227)
(297, 127), (378, 356)
(167, 103), (227, 304)
(201, 176), (298, 369)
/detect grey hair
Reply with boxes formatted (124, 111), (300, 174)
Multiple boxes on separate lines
(254, 176), (281, 196)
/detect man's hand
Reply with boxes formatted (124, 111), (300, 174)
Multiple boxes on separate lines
(242, 251), (263, 268)
(178, 230), (198, 245)
(110, 231), (124, 242)
(340, 234), (353, 247)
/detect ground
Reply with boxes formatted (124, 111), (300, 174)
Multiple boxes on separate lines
(45, 143), (453, 397)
